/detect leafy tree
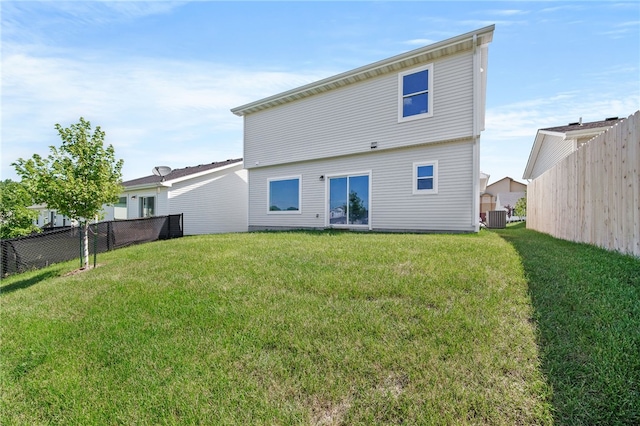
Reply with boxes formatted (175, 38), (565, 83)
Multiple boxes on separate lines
(13, 118), (124, 269)
(0, 179), (40, 239)
(349, 190), (368, 224)
(514, 195), (527, 219)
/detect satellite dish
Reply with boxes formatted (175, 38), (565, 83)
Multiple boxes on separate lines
(152, 166), (172, 181)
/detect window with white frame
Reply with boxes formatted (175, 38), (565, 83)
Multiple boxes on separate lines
(328, 173), (370, 227)
(139, 196), (155, 217)
(398, 64), (433, 122)
(413, 161), (438, 194)
(268, 176), (301, 213)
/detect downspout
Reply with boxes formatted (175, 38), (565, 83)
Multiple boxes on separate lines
(471, 33), (481, 232)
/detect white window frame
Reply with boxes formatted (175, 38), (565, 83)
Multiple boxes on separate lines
(139, 196), (156, 217)
(325, 170), (372, 230)
(398, 63), (434, 123)
(267, 175), (302, 214)
(413, 161), (438, 195)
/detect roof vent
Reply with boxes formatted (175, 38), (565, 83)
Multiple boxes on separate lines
(605, 116), (618, 121)
(568, 122), (580, 126)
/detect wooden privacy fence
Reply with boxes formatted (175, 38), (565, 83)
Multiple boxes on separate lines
(527, 110), (640, 257)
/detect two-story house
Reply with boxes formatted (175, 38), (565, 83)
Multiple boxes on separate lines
(232, 26), (494, 233)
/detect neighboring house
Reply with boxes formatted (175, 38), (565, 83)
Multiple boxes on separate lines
(522, 117), (624, 180)
(29, 204), (75, 228)
(495, 191), (526, 221)
(480, 176), (527, 215)
(103, 159), (248, 235)
(479, 171), (490, 194)
(232, 26), (494, 233)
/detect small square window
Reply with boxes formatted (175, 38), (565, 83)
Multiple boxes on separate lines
(413, 161), (438, 194)
(399, 64), (433, 122)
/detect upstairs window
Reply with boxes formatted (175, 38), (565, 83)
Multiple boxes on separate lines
(399, 64), (433, 122)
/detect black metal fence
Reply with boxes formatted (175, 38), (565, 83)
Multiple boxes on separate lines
(1, 214), (183, 277)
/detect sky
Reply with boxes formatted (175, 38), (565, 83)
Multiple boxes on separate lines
(2, 1), (639, 185)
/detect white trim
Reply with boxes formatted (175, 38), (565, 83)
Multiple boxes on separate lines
(412, 161), (438, 195)
(398, 63), (434, 123)
(123, 161), (244, 191)
(231, 25), (494, 117)
(165, 161), (244, 186)
(325, 170), (372, 230)
(267, 175), (302, 215)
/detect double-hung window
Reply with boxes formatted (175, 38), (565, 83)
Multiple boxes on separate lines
(268, 176), (301, 213)
(413, 161), (438, 195)
(398, 64), (433, 122)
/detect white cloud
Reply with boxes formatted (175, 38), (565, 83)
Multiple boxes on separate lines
(1, 46), (330, 181)
(485, 89), (639, 143)
(403, 38), (436, 46)
(488, 9), (530, 16)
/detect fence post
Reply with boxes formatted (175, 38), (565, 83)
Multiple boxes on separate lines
(107, 221), (112, 251)
(93, 222), (97, 269)
(79, 226), (83, 269)
(10, 241), (20, 274)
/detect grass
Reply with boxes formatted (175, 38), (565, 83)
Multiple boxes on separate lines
(1, 230), (552, 425)
(495, 223), (640, 425)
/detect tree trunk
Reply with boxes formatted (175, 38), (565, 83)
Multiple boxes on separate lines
(82, 221), (89, 269)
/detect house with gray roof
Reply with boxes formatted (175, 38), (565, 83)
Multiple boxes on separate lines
(523, 117), (624, 180)
(103, 158), (247, 235)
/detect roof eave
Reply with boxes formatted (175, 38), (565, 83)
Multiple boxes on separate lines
(166, 161), (244, 185)
(564, 126), (612, 139)
(122, 161), (244, 190)
(522, 131), (547, 180)
(231, 25), (495, 117)
(122, 182), (168, 192)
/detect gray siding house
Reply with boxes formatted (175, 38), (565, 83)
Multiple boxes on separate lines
(232, 26), (494, 233)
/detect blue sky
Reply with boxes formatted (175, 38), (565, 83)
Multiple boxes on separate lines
(2, 1), (639, 184)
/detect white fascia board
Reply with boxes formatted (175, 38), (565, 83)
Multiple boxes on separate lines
(122, 162), (244, 191)
(522, 131), (548, 180)
(564, 127), (610, 139)
(122, 182), (167, 192)
(165, 161), (244, 186)
(231, 25), (494, 116)
(539, 130), (566, 138)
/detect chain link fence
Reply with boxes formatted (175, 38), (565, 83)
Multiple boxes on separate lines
(1, 214), (183, 277)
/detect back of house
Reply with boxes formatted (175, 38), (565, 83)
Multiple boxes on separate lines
(232, 26), (494, 233)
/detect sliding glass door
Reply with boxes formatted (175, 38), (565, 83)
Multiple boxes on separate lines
(329, 174), (369, 227)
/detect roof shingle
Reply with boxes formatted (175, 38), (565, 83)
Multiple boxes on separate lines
(122, 158), (243, 187)
(542, 117), (623, 133)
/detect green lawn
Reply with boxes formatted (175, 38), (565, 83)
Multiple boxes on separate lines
(0, 227), (636, 424)
(495, 223), (640, 425)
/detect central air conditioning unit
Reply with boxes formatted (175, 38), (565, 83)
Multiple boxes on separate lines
(487, 210), (507, 229)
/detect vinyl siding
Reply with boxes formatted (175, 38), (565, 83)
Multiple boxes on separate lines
(122, 189), (168, 219)
(244, 51), (474, 169)
(530, 135), (574, 179)
(248, 140), (475, 232)
(167, 166), (248, 235)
